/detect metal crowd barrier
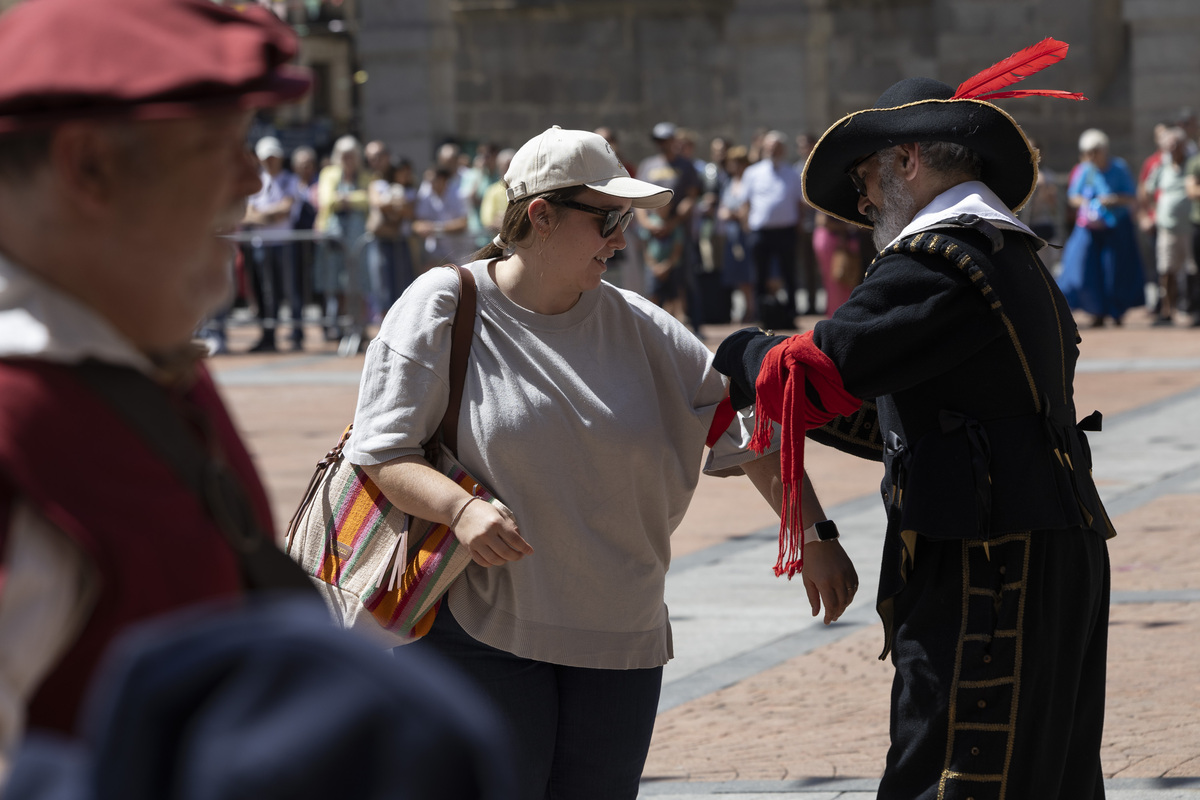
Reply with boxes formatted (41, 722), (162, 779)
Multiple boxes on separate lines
(221, 228), (376, 357)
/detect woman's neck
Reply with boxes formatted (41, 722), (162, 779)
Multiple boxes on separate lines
(491, 252), (581, 316)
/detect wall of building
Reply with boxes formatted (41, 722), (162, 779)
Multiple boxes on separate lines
(352, 0), (1198, 176)
(357, 0), (457, 166)
(1124, 0), (1200, 159)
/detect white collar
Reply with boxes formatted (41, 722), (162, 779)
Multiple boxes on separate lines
(0, 252), (154, 373)
(885, 181), (1039, 250)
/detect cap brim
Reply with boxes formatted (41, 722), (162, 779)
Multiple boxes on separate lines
(586, 175), (673, 208)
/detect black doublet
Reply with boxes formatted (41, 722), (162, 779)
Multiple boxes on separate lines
(743, 222), (1113, 799)
(810, 224), (1113, 632)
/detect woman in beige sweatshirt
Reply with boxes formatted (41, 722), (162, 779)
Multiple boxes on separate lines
(346, 127), (857, 799)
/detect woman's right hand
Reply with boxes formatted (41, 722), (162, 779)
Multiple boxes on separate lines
(453, 498), (533, 567)
(800, 540), (858, 625)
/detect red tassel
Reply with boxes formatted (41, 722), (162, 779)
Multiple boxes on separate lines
(749, 390), (774, 455)
(775, 481), (804, 578)
(750, 332), (862, 580)
(953, 38), (1071, 100)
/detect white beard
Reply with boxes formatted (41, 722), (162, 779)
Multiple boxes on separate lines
(870, 153), (917, 251)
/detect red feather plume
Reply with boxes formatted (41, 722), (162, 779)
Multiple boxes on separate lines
(976, 89), (1087, 102)
(953, 37), (1085, 102)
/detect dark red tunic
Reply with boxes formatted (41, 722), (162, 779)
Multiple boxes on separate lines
(0, 359), (272, 734)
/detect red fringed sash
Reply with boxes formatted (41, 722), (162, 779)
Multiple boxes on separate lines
(749, 331), (861, 577)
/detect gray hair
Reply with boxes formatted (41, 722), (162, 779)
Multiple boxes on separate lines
(0, 130), (52, 182)
(1078, 128), (1109, 154)
(332, 135), (361, 161)
(0, 121), (147, 184)
(916, 141), (983, 181)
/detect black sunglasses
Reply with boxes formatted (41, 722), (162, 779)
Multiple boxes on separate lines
(846, 151), (879, 197)
(550, 199), (634, 238)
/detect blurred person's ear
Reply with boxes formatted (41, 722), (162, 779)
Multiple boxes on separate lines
(49, 122), (132, 217)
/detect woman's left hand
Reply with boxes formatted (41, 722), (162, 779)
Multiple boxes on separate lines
(801, 540), (859, 625)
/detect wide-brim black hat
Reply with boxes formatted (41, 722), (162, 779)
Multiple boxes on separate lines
(802, 76), (1038, 228)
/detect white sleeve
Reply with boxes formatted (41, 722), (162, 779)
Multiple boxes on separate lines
(703, 407), (780, 477)
(342, 267), (460, 466)
(0, 499), (97, 783)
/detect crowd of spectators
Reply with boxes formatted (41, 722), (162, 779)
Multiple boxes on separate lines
(1137, 109), (1200, 327)
(206, 122), (858, 354)
(208, 132), (520, 354)
(1053, 107), (1200, 328)
(212, 107), (1200, 356)
(626, 122), (874, 338)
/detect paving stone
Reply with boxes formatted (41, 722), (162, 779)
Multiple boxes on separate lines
(209, 307), (1200, 798)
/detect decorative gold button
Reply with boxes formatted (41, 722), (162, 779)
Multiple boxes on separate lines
(971, 746), (980, 756)
(977, 700), (987, 709)
(983, 654), (992, 664)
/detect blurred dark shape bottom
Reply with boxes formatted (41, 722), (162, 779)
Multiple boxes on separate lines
(4, 597), (517, 800)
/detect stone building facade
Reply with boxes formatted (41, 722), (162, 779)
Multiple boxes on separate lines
(355, 0), (1200, 177)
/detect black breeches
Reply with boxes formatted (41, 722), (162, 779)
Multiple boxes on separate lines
(878, 529), (1109, 800)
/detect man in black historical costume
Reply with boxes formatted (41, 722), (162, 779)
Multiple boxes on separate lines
(721, 41), (1114, 799)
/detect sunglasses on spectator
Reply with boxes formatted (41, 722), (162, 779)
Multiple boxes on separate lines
(550, 199), (635, 238)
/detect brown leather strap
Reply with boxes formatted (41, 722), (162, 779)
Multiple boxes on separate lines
(75, 361), (319, 596)
(438, 264), (476, 456)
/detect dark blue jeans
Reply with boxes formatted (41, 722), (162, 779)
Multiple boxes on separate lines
(247, 242), (303, 340)
(405, 606), (663, 800)
(369, 235), (415, 316)
(750, 225), (799, 314)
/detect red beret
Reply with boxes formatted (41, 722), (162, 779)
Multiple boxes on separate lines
(0, 0), (311, 133)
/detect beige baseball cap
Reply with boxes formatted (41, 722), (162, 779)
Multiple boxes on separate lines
(255, 136), (285, 161)
(505, 125), (671, 208)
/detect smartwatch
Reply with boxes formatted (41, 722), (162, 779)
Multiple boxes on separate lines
(802, 519), (840, 543)
(814, 519), (840, 541)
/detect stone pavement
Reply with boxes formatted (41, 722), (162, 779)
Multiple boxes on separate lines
(208, 305), (1200, 799)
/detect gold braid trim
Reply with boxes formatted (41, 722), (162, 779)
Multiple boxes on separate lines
(874, 232), (1042, 414)
(811, 399), (885, 458)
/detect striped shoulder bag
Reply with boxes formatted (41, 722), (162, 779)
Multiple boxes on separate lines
(285, 264), (500, 646)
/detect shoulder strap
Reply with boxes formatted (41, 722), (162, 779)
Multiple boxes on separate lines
(440, 263), (477, 456)
(73, 361), (318, 596)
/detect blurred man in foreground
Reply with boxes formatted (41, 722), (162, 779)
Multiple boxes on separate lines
(0, 0), (315, 780)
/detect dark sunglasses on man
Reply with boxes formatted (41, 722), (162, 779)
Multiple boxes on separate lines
(551, 199), (635, 238)
(847, 150), (880, 197)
